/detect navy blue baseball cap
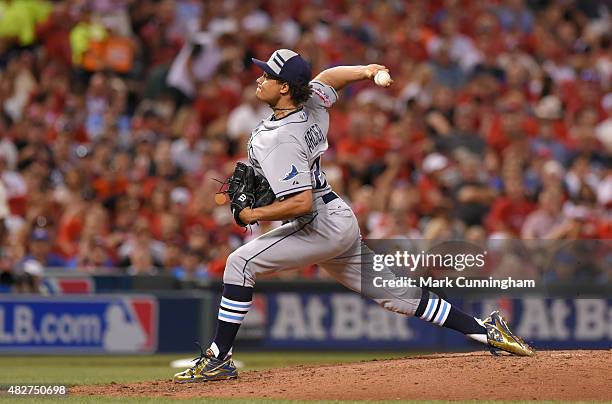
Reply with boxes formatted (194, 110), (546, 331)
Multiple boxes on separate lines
(252, 49), (311, 85)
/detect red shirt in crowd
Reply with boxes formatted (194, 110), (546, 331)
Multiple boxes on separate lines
(486, 197), (536, 235)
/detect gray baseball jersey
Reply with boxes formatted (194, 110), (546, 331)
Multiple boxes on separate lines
(224, 80), (422, 318)
(247, 80), (335, 199)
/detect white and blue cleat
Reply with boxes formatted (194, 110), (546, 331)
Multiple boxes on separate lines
(173, 344), (238, 383)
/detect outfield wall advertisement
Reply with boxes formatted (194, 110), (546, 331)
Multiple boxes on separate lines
(0, 292), (609, 353)
(0, 295), (157, 353)
(238, 293), (612, 350)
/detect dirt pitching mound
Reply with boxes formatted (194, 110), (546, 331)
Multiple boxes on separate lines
(73, 350), (612, 401)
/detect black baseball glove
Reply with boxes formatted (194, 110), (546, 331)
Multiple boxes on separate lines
(226, 162), (249, 201)
(228, 163), (255, 227)
(253, 174), (276, 208)
(224, 162), (276, 227)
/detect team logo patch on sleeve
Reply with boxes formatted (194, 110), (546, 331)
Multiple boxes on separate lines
(312, 86), (332, 108)
(280, 164), (299, 181)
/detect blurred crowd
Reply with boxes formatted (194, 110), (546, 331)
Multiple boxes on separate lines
(0, 0), (610, 288)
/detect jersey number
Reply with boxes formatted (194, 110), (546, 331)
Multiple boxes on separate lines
(311, 156), (327, 190)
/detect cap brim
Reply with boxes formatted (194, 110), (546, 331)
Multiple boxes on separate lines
(252, 58), (278, 77)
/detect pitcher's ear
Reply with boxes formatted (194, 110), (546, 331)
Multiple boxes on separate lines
(280, 82), (290, 96)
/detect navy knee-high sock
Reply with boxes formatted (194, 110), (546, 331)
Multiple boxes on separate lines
(210, 284), (253, 359)
(414, 289), (488, 343)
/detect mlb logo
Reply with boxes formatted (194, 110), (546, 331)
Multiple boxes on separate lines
(103, 297), (158, 353)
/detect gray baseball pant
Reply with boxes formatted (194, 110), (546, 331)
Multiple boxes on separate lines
(223, 192), (423, 317)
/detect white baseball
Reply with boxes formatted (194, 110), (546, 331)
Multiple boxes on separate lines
(374, 70), (392, 87)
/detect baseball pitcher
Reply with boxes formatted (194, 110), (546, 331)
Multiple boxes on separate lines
(174, 49), (534, 383)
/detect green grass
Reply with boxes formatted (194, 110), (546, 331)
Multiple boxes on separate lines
(0, 354), (584, 403)
(0, 352), (401, 385)
(0, 352), (416, 403)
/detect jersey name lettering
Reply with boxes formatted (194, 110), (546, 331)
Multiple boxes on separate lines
(304, 124), (325, 153)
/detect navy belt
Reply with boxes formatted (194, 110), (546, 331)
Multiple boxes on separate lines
(321, 192), (339, 204)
